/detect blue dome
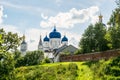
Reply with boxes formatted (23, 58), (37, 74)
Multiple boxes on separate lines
(44, 35), (49, 41)
(49, 27), (61, 38)
(62, 36), (68, 42)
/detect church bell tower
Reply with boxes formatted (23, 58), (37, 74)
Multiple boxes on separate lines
(20, 34), (27, 54)
(38, 35), (43, 51)
(99, 13), (103, 23)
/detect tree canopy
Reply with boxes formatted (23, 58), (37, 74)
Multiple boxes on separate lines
(0, 28), (22, 52)
(15, 50), (44, 67)
(107, 0), (120, 49)
(79, 23), (109, 53)
(0, 34), (15, 80)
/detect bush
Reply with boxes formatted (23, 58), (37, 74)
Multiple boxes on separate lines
(56, 64), (66, 74)
(0, 52), (15, 80)
(15, 50), (44, 67)
(75, 49), (82, 54)
(68, 63), (78, 70)
(42, 57), (51, 64)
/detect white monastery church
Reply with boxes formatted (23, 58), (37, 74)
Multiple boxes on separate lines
(20, 26), (77, 62)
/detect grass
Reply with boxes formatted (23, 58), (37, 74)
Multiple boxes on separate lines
(13, 56), (120, 80)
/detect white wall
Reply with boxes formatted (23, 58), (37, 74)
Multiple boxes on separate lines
(43, 41), (49, 51)
(62, 41), (68, 45)
(50, 38), (61, 50)
(44, 52), (54, 59)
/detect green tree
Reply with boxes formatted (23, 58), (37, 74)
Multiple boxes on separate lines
(79, 24), (95, 53)
(13, 50), (23, 68)
(79, 23), (109, 53)
(0, 28), (22, 52)
(24, 50), (44, 66)
(107, 1), (120, 49)
(42, 57), (51, 63)
(0, 34), (15, 80)
(0, 29), (23, 79)
(93, 23), (109, 51)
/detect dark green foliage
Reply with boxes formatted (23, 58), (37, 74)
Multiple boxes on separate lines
(68, 63), (78, 77)
(109, 56), (120, 67)
(104, 56), (120, 78)
(14, 50), (24, 67)
(0, 34), (15, 80)
(79, 23), (109, 53)
(42, 57), (51, 63)
(14, 50), (21, 60)
(41, 67), (56, 80)
(79, 24), (95, 53)
(75, 49), (82, 54)
(83, 56), (120, 80)
(0, 52), (15, 80)
(57, 64), (66, 74)
(16, 50), (44, 67)
(107, 2), (120, 49)
(24, 50), (44, 66)
(15, 57), (25, 67)
(82, 60), (99, 67)
(68, 63), (78, 70)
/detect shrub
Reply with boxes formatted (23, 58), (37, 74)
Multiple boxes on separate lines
(68, 63), (78, 70)
(42, 57), (51, 64)
(56, 64), (66, 74)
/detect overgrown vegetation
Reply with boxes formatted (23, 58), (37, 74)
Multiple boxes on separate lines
(15, 50), (44, 67)
(6, 56), (119, 80)
(0, 33), (16, 80)
(14, 63), (78, 80)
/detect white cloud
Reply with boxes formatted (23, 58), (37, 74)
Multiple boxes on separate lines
(40, 6), (99, 28)
(41, 13), (48, 19)
(0, 5), (4, 24)
(0, 25), (22, 35)
(24, 28), (51, 51)
(0, 5), (7, 24)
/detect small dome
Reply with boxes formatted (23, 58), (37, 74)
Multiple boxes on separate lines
(44, 35), (49, 41)
(62, 36), (68, 42)
(49, 27), (61, 38)
(21, 41), (27, 44)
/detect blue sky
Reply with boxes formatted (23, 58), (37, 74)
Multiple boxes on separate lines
(0, 0), (117, 50)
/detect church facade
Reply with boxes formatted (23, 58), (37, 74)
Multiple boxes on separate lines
(38, 26), (69, 62)
(20, 26), (70, 62)
(38, 26), (68, 51)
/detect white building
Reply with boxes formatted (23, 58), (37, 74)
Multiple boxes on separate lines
(20, 26), (77, 62)
(40, 26), (68, 51)
(38, 26), (68, 62)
